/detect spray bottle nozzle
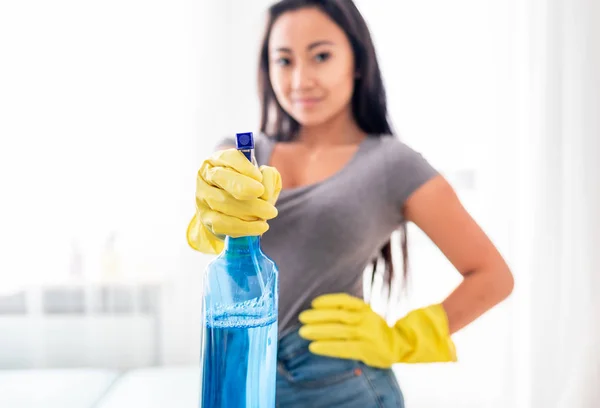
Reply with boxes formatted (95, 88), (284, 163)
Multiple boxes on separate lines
(236, 132), (255, 162)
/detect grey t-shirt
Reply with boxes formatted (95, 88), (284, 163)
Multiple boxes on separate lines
(217, 133), (438, 337)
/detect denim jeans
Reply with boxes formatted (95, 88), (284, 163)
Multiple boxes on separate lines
(276, 326), (405, 408)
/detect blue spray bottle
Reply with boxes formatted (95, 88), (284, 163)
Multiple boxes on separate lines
(200, 132), (279, 408)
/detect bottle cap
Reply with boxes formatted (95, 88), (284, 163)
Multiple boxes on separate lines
(235, 132), (254, 150)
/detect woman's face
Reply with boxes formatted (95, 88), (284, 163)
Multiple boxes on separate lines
(268, 7), (356, 128)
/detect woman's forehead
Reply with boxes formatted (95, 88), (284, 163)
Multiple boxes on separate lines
(269, 8), (347, 51)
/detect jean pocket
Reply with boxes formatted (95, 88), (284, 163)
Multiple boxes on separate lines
(277, 347), (361, 389)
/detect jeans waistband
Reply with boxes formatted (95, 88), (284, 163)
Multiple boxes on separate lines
(277, 323), (309, 360)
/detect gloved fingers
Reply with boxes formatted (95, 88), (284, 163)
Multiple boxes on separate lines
(311, 293), (368, 311)
(207, 149), (263, 182)
(308, 340), (363, 360)
(299, 323), (358, 341)
(200, 163), (265, 200)
(200, 206), (270, 237)
(298, 309), (362, 325)
(259, 165), (282, 205)
(207, 196), (278, 221)
(198, 183), (278, 221)
(186, 215), (225, 254)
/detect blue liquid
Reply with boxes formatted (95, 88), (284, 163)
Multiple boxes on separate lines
(201, 234), (278, 407)
(201, 317), (277, 408)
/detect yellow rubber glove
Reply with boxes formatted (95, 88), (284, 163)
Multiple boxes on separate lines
(186, 148), (282, 254)
(298, 293), (457, 368)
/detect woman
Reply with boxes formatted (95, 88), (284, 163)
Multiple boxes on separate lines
(187, 0), (514, 406)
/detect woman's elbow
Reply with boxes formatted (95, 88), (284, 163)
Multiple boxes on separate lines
(493, 263), (514, 303)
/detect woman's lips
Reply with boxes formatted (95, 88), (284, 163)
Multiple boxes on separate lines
(292, 97), (322, 108)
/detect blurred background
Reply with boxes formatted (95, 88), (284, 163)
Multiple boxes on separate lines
(0, 0), (598, 407)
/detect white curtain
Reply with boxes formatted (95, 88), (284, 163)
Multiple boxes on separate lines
(522, 0), (600, 406)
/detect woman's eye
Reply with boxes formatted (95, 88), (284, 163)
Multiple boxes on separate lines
(274, 57), (291, 66)
(314, 52), (331, 63)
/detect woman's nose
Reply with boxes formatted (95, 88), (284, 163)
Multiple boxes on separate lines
(291, 64), (315, 91)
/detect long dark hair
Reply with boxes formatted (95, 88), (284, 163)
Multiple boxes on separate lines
(257, 0), (408, 304)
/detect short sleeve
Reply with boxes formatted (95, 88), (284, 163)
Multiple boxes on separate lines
(383, 137), (439, 212)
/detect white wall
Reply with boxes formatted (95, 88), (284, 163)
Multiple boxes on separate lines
(0, 0), (215, 366)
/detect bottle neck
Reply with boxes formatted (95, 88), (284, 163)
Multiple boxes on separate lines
(223, 236), (261, 254)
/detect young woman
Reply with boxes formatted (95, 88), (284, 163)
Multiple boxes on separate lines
(187, 0), (514, 406)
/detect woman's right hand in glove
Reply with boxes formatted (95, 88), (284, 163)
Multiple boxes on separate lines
(186, 148), (282, 254)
